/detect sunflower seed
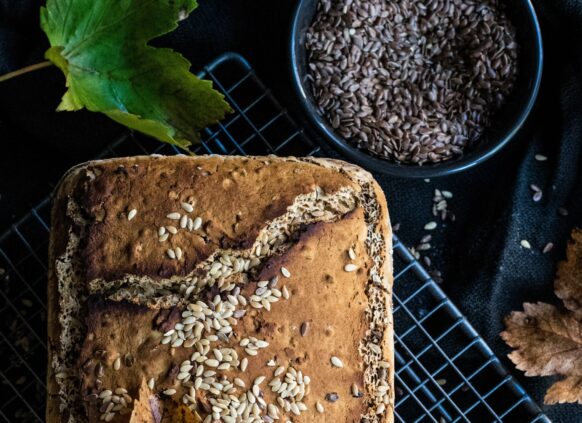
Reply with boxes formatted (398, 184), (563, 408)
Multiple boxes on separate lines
(282, 286), (290, 300)
(330, 356), (343, 368)
(520, 240), (532, 249)
(167, 212), (181, 220)
(424, 221), (437, 231)
(344, 263), (358, 272)
(535, 154), (548, 161)
(281, 267), (291, 278)
(127, 209), (137, 221)
(325, 392), (339, 402)
(181, 202), (194, 213)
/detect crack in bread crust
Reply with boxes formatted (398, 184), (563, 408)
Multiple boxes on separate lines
(92, 187), (358, 308)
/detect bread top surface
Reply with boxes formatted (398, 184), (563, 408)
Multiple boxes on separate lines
(79, 210), (370, 422)
(80, 155), (355, 281)
(48, 155), (393, 423)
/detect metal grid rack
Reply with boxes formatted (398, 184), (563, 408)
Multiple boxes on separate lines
(0, 53), (549, 422)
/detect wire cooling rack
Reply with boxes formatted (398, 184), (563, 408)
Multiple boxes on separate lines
(0, 53), (549, 423)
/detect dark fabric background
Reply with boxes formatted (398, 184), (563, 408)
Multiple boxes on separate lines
(0, 0), (581, 421)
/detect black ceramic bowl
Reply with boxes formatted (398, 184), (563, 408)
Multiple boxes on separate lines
(290, 0), (543, 178)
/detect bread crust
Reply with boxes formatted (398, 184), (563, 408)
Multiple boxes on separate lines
(47, 155), (394, 423)
(48, 163), (89, 423)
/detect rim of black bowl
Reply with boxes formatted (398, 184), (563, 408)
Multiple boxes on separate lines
(289, 0), (544, 178)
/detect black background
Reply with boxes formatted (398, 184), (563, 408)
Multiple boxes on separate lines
(1, 0), (581, 421)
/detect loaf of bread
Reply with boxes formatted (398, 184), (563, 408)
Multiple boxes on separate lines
(47, 155), (394, 423)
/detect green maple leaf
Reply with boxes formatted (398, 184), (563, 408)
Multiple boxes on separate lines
(40, 0), (231, 149)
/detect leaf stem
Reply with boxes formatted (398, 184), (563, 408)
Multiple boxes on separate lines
(0, 61), (53, 82)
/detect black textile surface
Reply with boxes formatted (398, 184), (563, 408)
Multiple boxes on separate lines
(0, 0), (581, 421)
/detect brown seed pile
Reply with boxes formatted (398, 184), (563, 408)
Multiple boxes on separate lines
(305, 0), (519, 164)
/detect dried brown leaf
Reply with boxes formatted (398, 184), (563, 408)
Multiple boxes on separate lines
(502, 229), (582, 406)
(555, 228), (582, 314)
(545, 376), (582, 405)
(161, 401), (202, 423)
(502, 303), (582, 375)
(130, 379), (162, 423)
(129, 379), (202, 422)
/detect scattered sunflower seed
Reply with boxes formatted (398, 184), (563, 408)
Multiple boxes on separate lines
(330, 356), (343, 368)
(535, 154), (548, 161)
(181, 202), (194, 213)
(530, 184), (543, 202)
(417, 243), (431, 251)
(376, 403), (386, 415)
(542, 242), (554, 254)
(325, 392), (339, 403)
(520, 240), (532, 249)
(424, 221), (437, 231)
(441, 191), (453, 199)
(344, 263), (358, 272)
(127, 209), (137, 221)
(282, 286), (290, 300)
(433, 189), (456, 221)
(280, 267), (291, 278)
(300, 322), (310, 337)
(180, 214), (188, 229)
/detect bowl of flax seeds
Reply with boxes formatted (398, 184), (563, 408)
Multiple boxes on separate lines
(290, 0), (543, 177)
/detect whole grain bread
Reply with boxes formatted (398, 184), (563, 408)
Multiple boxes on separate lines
(47, 155), (394, 423)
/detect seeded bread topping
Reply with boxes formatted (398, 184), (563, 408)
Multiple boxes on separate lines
(47, 155), (394, 423)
